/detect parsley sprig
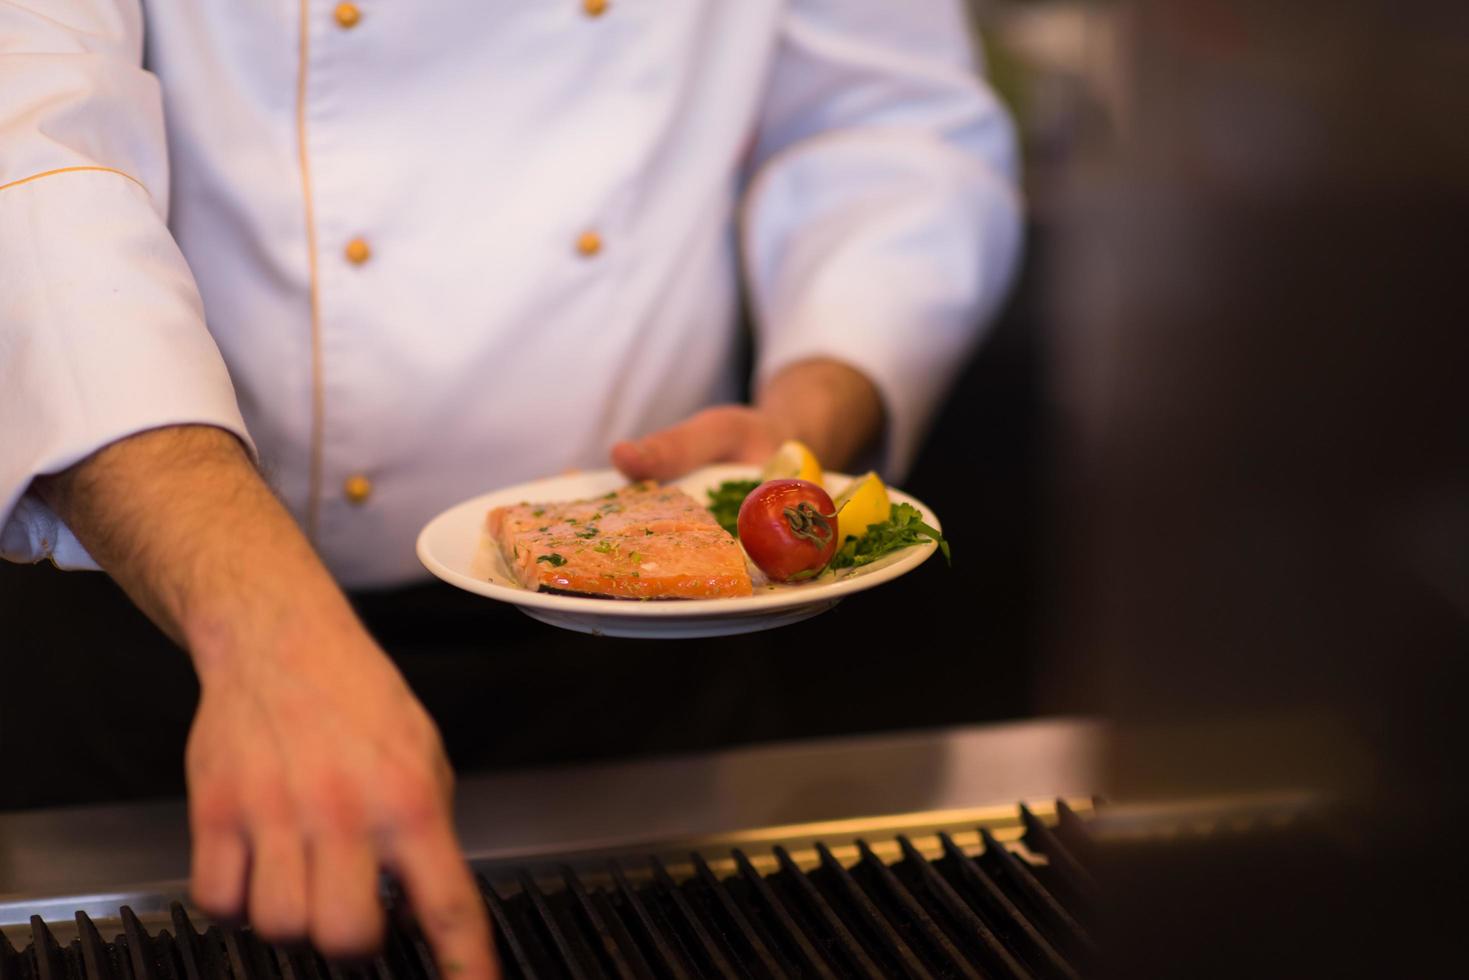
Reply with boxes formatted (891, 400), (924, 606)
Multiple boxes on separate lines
(829, 503), (950, 571)
(706, 479), (759, 536)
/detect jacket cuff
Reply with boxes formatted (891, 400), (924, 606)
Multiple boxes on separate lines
(0, 170), (255, 568)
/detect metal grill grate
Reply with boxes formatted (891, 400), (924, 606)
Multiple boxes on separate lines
(0, 802), (1094, 980)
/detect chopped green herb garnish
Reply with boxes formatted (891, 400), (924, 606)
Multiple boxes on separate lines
(537, 553), (567, 567)
(628, 551), (642, 564)
(707, 479), (760, 536)
(576, 525), (599, 538)
(531, 508), (544, 517)
(644, 528), (654, 536)
(603, 491), (618, 500)
(567, 518), (578, 524)
(593, 539), (618, 554)
(538, 525), (550, 532)
(829, 503), (950, 570)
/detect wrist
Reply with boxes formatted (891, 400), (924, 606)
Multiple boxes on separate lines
(182, 565), (365, 685)
(756, 358), (885, 471)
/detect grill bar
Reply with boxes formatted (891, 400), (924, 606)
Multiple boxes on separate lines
(1051, 801), (1095, 869)
(898, 835), (1044, 980)
(730, 849), (837, 980)
(814, 841), (933, 980)
(74, 912), (110, 980)
(771, 845), (882, 978)
(935, 833), (1075, 980)
(979, 827), (1096, 960)
(518, 871), (596, 980)
(853, 840), (980, 980)
(29, 918), (62, 980)
(2, 929), (20, 980)
(120, 907), (155, 980)
(1018, 806), (1098, 908)
(0, 801), (1095, 980)
(605, 862), (691, 980)
(560, 867), (644, 980)
(481, 881), (544, 979)
(380, 906), (431, 980)
(646, 859), (738, 979)
(687, 854), (786, 979)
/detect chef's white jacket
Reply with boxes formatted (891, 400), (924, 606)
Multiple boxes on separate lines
(1, 0), (1021, 587)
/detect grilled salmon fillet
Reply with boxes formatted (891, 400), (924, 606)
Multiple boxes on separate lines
(486, 482), (754, 599)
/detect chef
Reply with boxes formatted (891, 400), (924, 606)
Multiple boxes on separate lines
(0, 0), (1020, 975)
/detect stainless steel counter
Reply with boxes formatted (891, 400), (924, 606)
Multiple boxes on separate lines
(0, 716), (1104, 930)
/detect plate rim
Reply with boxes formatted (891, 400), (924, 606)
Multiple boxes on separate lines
(415, 465), (941, 620)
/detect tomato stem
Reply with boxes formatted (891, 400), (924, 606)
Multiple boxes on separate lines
(782, 501), (836, 545)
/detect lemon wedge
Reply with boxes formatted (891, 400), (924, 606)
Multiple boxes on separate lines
(832, 470), (891, 543)
(760, 439), (823, 484)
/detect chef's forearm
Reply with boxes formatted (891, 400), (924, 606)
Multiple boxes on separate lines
(755, 358), (885, 472)
(31, 424), (355, 673)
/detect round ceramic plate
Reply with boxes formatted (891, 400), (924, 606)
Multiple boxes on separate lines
(416, 464), (942, 639)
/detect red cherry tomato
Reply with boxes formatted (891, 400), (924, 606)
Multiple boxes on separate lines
(737, 478), (840, 582)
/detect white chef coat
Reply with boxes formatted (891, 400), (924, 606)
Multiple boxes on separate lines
(0, 0), (1021, 588)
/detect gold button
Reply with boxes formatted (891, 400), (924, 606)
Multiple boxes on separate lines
(334, 2), (361, 28)
(583, 0), (610, 16)
(343, 473), (372, 505)
(345, 237), (371, 265)
(576, 230), (603, 257)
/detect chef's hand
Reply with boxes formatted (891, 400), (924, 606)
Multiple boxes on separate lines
(34, 425), (497, 980)
(611, 358), (885, 481)
(186, 622), (489, 974)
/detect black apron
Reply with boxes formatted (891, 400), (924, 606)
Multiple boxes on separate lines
(0, 549), (1027, 810)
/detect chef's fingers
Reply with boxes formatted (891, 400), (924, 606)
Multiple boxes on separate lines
(609, 439), (654, 479)
(308, 833), (384, 958)
(248, 827), (311, 942)
(612, 406), (766, 481)
(190, 823), (248, 920)
(390, 823), (498, 980)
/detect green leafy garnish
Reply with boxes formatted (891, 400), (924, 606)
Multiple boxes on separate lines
(707, 479), (759, 536)
(576, 525), (599, 539)
(829, 503), (950, 570)
(537, 553), (567, 567)
(593, 539), (618, 554)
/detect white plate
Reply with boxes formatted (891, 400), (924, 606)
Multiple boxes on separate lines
(416, 464), (942, 639)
